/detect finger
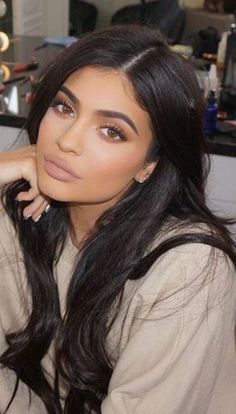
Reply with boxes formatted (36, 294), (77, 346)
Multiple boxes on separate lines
(23, 197), (50, 219)
(22, 195), (49, 217)
(31, 201), (50, 222)
(16, 187), (40, 202)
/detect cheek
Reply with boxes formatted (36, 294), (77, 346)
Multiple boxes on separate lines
(75, 143), (146, 203)
(37, 112), (56, 149)
(101, 155), (138, 178)
(36, 116), (57, 191)
(84, 141), (145, 184)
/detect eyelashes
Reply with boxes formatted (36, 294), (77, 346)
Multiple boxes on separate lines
(99, 124), (127, 141)
(50, 97), (75, 118)
(50, 96), (127, 141)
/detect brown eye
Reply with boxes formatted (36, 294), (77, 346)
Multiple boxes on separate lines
(107, 128), (119, 138)
(51, 98), (75, 118)
(99, 125), (126, 141)
(60, 105), (71, 115)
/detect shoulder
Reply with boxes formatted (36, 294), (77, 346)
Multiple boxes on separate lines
(108, 237), (236, 362)
(0, 204), (30, 336)
(0, 203), (19, 259)
(125, 220), (236, 314)
(0, 202), (16, 236)
(141, 241), (233, 297)
(105, 229), (236, 414)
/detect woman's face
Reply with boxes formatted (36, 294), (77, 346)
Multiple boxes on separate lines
(36, 67), (156, 206)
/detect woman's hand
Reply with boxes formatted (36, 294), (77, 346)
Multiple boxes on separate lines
(0, 145), (50, 221)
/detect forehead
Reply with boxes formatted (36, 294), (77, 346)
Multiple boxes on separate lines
(64, 66), (150, 122)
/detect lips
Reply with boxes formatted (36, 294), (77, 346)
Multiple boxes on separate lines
(43, 155), (80, 182)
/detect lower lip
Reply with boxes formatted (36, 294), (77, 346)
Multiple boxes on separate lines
(43, 159), (78, 182)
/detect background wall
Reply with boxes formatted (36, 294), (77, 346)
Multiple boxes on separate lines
(12, 0), (69, 36)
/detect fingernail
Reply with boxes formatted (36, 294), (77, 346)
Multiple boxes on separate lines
(23, 214), (32, 220)
(45, 204), (50, 213)
(34, 214), (42, 223)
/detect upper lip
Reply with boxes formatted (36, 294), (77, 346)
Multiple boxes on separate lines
(44, 155), (80, 178)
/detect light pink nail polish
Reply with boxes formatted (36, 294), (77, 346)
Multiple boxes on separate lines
(34, 214), (42, 223)
(23, 214), (32, 220)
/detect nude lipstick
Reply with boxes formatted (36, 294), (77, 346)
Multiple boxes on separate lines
(43, 155), (79, 182)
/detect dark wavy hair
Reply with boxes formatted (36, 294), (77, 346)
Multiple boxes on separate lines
(1, 25), (236, 413)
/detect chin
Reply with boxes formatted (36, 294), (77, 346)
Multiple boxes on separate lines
(38, 177), (73, 202)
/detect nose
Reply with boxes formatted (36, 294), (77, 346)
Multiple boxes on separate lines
(56, 120), (85, 155)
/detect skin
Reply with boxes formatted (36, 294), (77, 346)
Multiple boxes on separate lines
(0, 146), (49, 221)
(35, 67), (157, 244)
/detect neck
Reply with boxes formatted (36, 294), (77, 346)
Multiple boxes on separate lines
(68, 205), (98, 247)
(68, 198), (118, 248)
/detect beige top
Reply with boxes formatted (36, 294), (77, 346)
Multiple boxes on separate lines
(0, 206), (236, 414)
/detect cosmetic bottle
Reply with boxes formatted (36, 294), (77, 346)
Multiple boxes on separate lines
(217, 31), (228, 70)
(208, 64), (219, 95)
(204, 89), (218, 136)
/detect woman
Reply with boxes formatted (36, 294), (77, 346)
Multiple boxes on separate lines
(0, 25), (236, 414)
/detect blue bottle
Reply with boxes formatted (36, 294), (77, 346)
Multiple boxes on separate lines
(204, 89), (218, 136)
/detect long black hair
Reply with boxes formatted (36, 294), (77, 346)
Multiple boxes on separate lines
(1, 25), (236, 413)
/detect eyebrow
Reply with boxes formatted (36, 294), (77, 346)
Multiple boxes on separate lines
(60, 85), (139, 136)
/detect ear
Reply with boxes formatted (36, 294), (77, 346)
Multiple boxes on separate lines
(135, 160), (158, 184)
